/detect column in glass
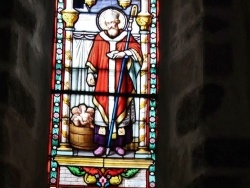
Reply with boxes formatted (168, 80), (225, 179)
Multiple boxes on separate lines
(135, 0), (153, 156)
(58, 0), (79, 152)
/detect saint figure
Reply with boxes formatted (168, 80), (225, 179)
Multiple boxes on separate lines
(86, 8), (142, 156)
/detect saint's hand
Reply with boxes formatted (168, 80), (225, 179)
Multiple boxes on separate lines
(107, 51), (126, 59)
(86, 73), (95, 86)
(112, 51), (126, 59)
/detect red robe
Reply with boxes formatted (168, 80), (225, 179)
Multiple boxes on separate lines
(86, 30), (142, 126)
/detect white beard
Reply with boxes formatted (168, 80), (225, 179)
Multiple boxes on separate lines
(107, 28), (119, 37)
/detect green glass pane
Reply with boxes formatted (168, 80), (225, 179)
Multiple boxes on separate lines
(51, 161), (58, 168)
(151, 47), (156, 53)
(151, 67), (156, 74)
(55, 84), (61, 90)
(151, 88), (157, 94)
(50, 171), (57, 178)
(54, 95), (60, 103)
(53, 117), (59, 123)
(150, 132), (156, 139)
(51, 149), (57, 156)
(56, 74), (61, 81)
(54, 106), (60, 113)
(150, 122), (156, 128)
(151, 78), (156, 85)
(149, 175), (156, 182)
(152, 153), (156, 160)
(149, 143), (156, 150)
(52, 128), (59, 134)
(151, 7), (156, 14)
(151, 27), (156, 33)
(58, 13), (62, 20)
(57, 43), (63, 49)
(58, 2), (64, 10)
(151, 38), (157, 43)
(57, 33), (63, 39)
(151, 58), (157, 64)
(150, 110), (156, 117)
(56, 53), (63, 60)
(52, 139), (59, 146)
(149, 165), (155, 172)
(150, 100), (156, 107)
(57, 22), (63, 29)
(56, 63), (62, 69)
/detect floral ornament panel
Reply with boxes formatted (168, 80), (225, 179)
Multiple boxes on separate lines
(67, 167), (140, 187)
(48, 0), (158, 187)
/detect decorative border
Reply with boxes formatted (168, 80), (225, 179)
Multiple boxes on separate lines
(48, 0), (64, 186)
(148, 1), (157, 187)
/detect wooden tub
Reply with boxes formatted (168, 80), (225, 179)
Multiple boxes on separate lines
(69, 124), (96, 150)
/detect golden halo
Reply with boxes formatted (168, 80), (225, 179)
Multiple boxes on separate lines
(97, 8), (127, 31)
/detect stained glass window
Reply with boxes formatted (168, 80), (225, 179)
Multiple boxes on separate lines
(48, 0), (159, 187)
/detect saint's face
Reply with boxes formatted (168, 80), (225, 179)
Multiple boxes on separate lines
(105, 18), (120, 37)
(105, 20), (118, 30)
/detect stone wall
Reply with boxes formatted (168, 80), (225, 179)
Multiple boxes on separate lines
(0, 0), (54, 187)
(158, 0), (250, 187)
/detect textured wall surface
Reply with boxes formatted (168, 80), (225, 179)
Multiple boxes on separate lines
(158, 0), (250, 187)
(0, 0), (54, 187)
(0, 0), (250, 187)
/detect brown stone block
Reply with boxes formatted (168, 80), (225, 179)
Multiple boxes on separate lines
(176, 84), (224, 136)
(12, 1), (36, 33)
(0, 71), (9, 105)
(8, 76), (35, 128)
(0, 1), (13, 19)
(204, 138), (250, 167)
(188, 175), (241, 188)
(203, 16), (230, 33)
(0, 161), (21, 188)
(204, 42), (233, 77)
(0, 27), (11, 62)
(203, 0), (232, 8)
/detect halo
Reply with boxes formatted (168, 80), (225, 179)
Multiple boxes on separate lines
(97, 8), (127, 31)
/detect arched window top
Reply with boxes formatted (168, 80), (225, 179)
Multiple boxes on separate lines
(48, 0), (159, 187)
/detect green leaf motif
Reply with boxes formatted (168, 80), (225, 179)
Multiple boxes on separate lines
(67, 166), (86, 177)
(121, 169), (139, 178)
